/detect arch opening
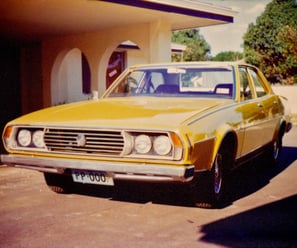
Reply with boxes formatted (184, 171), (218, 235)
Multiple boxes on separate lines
(51, 48), (91, 106)
(105, 40), (145, 90)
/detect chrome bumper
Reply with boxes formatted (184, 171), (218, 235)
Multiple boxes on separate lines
(1, 154), (195, 183)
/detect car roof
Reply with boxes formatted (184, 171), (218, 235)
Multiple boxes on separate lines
(129, 61), (251, 70)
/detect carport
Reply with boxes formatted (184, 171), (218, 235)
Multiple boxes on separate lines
(0, 0), (236, 110)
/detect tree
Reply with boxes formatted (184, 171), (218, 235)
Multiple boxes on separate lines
(243, 0), (297, 84)
(277, 25), (297, 84)
(212, 51), (243, 61)
(171, 29), (211, 62)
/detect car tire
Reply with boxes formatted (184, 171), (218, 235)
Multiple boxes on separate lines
(272, 137), (282, 162)
(194, 141), (232, 209)
(264, 124), (284, 167)
(43, 172), (73, 194)
(266, 136), (283, 166)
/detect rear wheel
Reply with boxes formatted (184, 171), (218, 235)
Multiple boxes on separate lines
(43, 172), (74, 194)
(272, 138), (282, 162)
(265, 133), (283, 166)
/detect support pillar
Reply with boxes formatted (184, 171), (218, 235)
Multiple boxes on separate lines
(149, 20), (171, 63)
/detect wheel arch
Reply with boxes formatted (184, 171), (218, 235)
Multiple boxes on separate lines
(211, 129), (238, 172)
(274, 119), (289, 142)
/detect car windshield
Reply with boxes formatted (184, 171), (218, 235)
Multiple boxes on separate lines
(105, 65), (235, 99)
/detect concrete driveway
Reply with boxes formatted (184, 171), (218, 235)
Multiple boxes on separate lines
(0, 126), (296, 248)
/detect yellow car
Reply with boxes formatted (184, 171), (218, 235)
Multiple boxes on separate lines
(1, 62), (292, 208)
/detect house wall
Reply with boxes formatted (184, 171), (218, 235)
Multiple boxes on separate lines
(41, 20), (171, 107)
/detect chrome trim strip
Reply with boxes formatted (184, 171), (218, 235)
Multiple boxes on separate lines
(187, 102), (237, 126)
(1, 154), (194, 183)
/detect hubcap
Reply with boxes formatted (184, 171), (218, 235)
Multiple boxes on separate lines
(214, 153), (222, 194)
(273, 140), (279, 160)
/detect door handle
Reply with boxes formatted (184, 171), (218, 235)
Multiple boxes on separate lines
(257, 103), (263, 108)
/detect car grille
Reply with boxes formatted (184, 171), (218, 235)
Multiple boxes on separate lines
(44, 128), (124, 156)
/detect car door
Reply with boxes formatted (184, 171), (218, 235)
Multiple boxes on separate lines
(237, 66), (267, 156)
(247, 67), (282, 144)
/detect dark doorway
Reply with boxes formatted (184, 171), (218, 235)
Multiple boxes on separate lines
(106, 51), (126, 89)
(0, 42), (21, 154)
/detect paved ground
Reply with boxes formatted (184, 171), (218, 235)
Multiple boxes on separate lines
(0, 126), (296, 248)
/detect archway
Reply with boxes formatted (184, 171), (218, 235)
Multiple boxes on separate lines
(51, 48), (91, 105)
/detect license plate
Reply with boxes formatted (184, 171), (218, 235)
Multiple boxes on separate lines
(71, 170), (114, 186)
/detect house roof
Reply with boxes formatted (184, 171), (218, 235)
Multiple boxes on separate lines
(0, 0), (237, 42)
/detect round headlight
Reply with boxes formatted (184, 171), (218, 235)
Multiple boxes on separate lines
(134, 134), (152, 154)
(17, 129), (32, 147)
(153, 135), (172, 155)
(122, 132), (133, 155)
(32, 130), (45, 148)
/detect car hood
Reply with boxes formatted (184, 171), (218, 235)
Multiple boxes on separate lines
(11, 97), (232, 129)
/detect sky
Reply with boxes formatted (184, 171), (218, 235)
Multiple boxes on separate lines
(199, 0), (272, 56)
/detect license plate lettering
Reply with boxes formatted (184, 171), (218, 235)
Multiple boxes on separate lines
(72, 170), (114, 186)
(89, 172), (106, 183)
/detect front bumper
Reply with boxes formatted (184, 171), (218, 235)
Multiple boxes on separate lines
(1, 154), (195, 183)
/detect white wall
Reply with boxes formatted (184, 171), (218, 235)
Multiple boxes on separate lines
(272, 85), (297, 114)
(42, 21), (172, 107)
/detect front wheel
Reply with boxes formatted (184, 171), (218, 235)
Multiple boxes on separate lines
(195, 151), (226, 209)
(213, 153), (223, 201)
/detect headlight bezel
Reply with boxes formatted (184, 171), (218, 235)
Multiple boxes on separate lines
(4, 126), (47, 151)
(124, 131), (183, 160)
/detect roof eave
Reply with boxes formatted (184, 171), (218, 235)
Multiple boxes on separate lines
(102, 0), (237, 24)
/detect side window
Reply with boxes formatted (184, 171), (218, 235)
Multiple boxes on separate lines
(247, 68), (267, 98)
(239, 67), (252, 100)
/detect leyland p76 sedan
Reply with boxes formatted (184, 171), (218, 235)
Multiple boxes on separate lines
(1, 62), (292, 208)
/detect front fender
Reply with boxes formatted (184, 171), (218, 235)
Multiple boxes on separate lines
(211, 125), (238, 168)
(187, 124), (237, 172)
